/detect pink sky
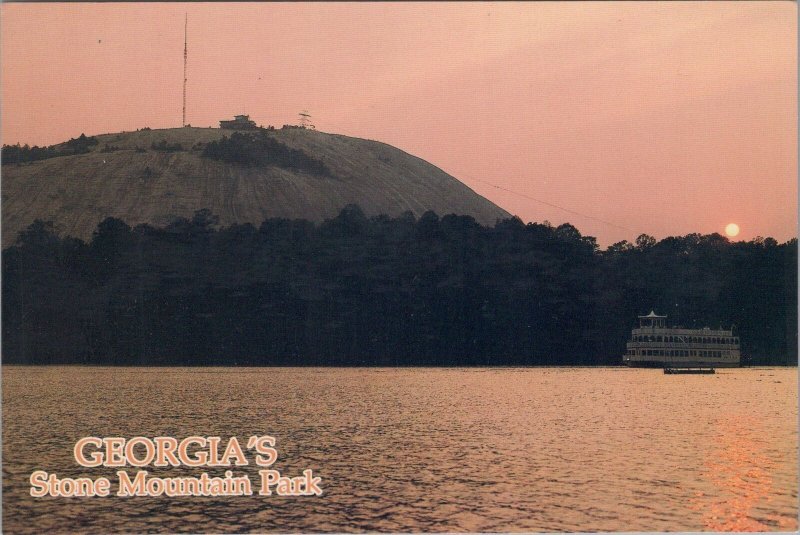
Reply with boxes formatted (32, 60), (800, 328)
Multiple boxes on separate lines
(2, 2), (796, 245)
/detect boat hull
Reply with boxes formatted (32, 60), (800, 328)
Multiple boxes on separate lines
(624, 359), (739, 368)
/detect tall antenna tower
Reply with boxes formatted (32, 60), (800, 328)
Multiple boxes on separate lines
(182, 13), (188, 127)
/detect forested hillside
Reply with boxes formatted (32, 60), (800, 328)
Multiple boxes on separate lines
(2, 207), (796, 366)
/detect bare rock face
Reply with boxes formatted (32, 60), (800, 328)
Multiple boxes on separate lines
(2, 127), (510, 245)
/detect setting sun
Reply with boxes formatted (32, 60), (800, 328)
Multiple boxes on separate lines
(725, 223), (740, 237)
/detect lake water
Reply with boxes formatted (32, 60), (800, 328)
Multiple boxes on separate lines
(2, 366), (797, 533)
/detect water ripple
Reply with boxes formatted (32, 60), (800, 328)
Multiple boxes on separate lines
(3, 366), (797, 533)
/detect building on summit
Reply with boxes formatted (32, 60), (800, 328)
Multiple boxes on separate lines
(220, 115), (257, 130)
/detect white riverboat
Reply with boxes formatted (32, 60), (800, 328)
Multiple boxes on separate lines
(622, 311), (740, 368)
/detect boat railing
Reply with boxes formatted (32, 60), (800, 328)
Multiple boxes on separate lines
(626, 341), (739, 350)
(631, 327), (734, 336)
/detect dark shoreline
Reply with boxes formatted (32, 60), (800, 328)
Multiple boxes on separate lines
(4, 208), (796, 367)
(3, 363), (796, 368)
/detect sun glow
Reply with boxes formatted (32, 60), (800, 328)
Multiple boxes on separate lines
(725, 223), (740, 237)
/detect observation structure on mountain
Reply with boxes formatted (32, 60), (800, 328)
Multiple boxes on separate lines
(220, 115), (258, 130)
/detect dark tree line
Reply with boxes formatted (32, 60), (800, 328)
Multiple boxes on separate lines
(1, 134), (98, 165)
(201, 131), (331, 176)
(2, 207), (796, 366)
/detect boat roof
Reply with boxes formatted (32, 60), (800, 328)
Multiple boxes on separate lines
(638, 310), (667, 318)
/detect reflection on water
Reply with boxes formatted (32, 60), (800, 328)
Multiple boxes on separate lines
(691, 416), (797, 532)
(2, 366), (797, 533)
